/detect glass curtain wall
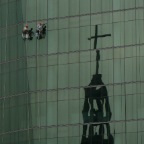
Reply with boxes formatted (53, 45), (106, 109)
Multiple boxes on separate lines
(0, 0), (144, 144)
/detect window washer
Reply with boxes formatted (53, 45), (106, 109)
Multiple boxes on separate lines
(36, 22), (46, 39)
(22, 24), (29, 40)
(22, 24), (34, 40)
(36, 23), (42, 39)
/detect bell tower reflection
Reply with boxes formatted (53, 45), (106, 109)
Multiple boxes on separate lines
(81, 25), (114, 144)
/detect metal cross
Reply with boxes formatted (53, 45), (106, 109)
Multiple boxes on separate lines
(88, 25), (111, 49)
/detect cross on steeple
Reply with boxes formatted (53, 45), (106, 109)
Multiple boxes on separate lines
(88, 25), (111, 75)
(88, 25), (111, 49)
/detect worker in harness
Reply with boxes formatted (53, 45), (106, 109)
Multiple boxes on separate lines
(22, 24), (34, 40)
(36, 22), (46, 40)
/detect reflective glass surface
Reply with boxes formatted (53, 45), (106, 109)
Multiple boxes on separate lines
(0, 0), (144, 143)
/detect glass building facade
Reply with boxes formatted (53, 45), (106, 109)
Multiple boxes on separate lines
(0, 0), (144, 143)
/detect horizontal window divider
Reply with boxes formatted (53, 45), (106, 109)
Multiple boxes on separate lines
(0, 43), (144, 66)
(0, 118), (144, 136)
(0, 6), (143, 30)
(0, 81), (143, 101)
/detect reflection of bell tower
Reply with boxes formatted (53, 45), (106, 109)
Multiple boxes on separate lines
(81, 25), (114, 144)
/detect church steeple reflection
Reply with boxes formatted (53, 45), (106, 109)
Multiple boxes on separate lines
(81, 25), (114, 144)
